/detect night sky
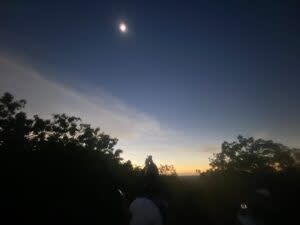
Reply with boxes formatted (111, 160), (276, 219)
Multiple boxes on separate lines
(1, 1), (299, 174)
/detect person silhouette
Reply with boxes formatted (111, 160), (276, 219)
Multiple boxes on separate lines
(129, 156), (167, 225)
(144, 155), (159, 178)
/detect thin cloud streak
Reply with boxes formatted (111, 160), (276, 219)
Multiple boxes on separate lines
(0, 55), (166, 138)
(0, 54), (208, 172)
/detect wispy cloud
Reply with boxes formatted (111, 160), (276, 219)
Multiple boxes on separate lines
(0, 55), (172, 140)
(0, 54), (208, 167)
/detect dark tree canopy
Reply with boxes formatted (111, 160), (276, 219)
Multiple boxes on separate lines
(209, 135), (297, 173)
(0, 92), (144, 225)
(0, 92), (122, 161)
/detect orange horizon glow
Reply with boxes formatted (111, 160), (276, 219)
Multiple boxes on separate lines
(175, 164), (210, 176)
(131, 161), (210, 176)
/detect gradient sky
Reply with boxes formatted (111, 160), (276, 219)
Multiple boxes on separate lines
(0, 1), (300, 175)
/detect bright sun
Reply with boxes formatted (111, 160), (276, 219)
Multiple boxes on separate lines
(119, 22), (127, 33)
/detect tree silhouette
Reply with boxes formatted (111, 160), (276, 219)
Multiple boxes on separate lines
(0, 92), (32, 152)
(159, 164), (177, 176)
(0, 92), (122, 161)
(209, 135), (296, 173)
(0, 92), (141, 225)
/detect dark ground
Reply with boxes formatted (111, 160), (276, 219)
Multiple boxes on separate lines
(0, 153), (299, 225)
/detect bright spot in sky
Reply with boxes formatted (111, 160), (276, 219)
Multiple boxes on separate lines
(119, 22), (127, 33)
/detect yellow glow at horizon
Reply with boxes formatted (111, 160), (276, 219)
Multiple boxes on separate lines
(127, 160), (210, 176)
(173, 164), (210, 176)
(119, 144), (215, 176)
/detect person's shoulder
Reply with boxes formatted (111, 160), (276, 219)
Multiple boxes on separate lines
(130, 197), (150, 206)
(129, 198), (141, 208)
(129, 197), (153, 217)
(130, 197), (157, 210)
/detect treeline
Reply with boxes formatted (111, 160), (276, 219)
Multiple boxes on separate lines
(0, 92), (299, 225)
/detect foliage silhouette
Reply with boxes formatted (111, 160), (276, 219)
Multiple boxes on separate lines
(209, 135), (297, 173)
(159, 164), (177, 176)
(0, 92), (122, 159)
(0, 92), (141, 225)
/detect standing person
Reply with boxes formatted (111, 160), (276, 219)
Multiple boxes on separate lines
(144, 155), (159, 178)
(129, 156), (168, 225)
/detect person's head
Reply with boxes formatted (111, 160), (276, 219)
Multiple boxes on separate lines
(145, 155), (153, 166)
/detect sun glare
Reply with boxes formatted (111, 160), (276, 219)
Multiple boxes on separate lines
(119, 22), (127, 33)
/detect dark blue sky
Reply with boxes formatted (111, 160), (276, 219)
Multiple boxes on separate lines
(1, 1), (299, 173)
